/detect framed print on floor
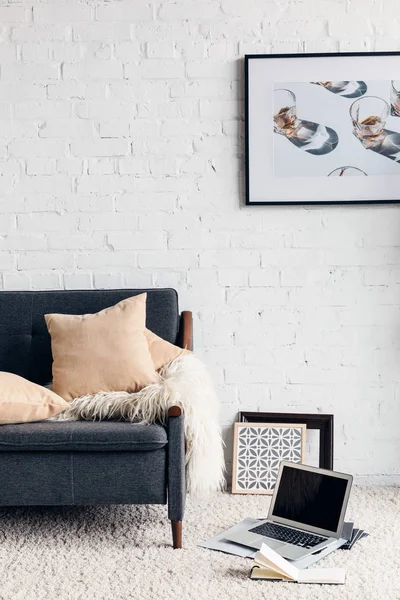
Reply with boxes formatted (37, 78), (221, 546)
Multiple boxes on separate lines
(245, 52), (400, 205)
(232, 422), (306, 495)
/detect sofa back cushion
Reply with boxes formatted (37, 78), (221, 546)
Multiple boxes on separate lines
(0, 289), (179, 386)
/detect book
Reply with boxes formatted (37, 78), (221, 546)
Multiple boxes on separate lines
(250, 543), (345, 585)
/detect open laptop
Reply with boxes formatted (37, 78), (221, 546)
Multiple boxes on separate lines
(226, 461), (353, 561)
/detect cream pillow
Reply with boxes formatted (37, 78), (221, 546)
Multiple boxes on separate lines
(0, 372), (68, 424)
(145, 329), (188, 371)
(45, 293), (159, 401)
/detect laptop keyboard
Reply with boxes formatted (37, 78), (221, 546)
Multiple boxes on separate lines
(249, 522), (328, 548)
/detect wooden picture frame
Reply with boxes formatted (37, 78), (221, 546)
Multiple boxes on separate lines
(232, 422), (306, 495)
(238, 412), (334, 470)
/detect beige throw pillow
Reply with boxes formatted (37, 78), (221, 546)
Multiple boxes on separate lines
(145, 329), (188, 371)
(45, 293), (159, 401)
(0, 372), (68, 424)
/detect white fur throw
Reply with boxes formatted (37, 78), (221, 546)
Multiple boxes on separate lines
(54, 353), (226, 498)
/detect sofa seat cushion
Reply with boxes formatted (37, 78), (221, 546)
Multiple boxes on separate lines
(0, 421), (168, 452)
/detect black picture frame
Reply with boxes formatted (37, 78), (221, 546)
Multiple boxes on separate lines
(245, 51), (400, 206)
(238, 411), (334, 470)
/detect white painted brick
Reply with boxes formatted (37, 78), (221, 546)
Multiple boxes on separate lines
(124, 269), (154, 288)
(3, 273), (31, 290)
(0, 6), (28, 23)
(217, 269), (247, 287)
(138, 250), (198, 269)
(96, 3), (153, 22)
(0, 233), (47, 252)
(328, 18), (372, 37)
(17, 213), (79, 233)
(125, 59), (185, 80)
(70, 139), (130, 157)
(51, 42), (82, 62)
(114, 41), (142, 62)
(108, 231), (167, 250)
(199, 99), (238, 118)
(9, 138), (66, 159)
(249, 269), (280, 287)
(34, 3), (92, 23)
(186, 61), (237, 80)
(72, 23), (131, 42)
(169, 229), (229, 249)
(118, 157), (150, 175)
(176, 40), (206, 60)
(18, 252), (73, 270)
(0, 82), (46, 101)
(30, 272), (62, 290)
(88, 158), (117, 175)
(76, 101), (134, 121)
(170, 79), (232, 99)
(48, 232), (104, 251)
(39, 119), (94, 138)
(200, 250), (260, 268)
(77, 174), (134, 194)
(76, 251), (137, 269)
(158, 2), (221, 21)
(149, 156), (179, 176)
(225, 366), (284, 384)
(1, 62), (60, 81)
(0, 44), (17, 62)
(93, 272), (125, 289)
(0, 120), (38, 139)
(146, 41), (175, 58)
(15, 174), (71, 195)
(47, 81), (106, 100)
(57, 158), (83, 175)
(128, 119), (159, 138)
(63, 60), (123, 80)
(74, 194), (114, 212)
(116, 193), (177, 213)
(99, 120), (130, 139)
(26, 159), (55, 175)
(0, 252), (15, 269)
(0, 161), (20, 177)
(161, 119), (221, 136)
(15, 101), (70, 120)
(79, 213), (138, 231)
(63, 272), (92, 290)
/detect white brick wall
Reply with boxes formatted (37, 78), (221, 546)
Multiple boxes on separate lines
(0, 0), (399, 483)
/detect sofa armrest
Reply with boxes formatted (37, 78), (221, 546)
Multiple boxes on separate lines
(167, 406), (185, 521)
(179, 311), (193, 351)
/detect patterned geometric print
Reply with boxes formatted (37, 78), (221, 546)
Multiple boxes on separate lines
(235, 426), (304, 492)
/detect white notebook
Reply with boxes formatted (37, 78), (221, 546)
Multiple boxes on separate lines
(250, 543), (345, 585)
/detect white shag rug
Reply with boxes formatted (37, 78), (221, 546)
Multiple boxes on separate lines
(0, 487), (398, 600)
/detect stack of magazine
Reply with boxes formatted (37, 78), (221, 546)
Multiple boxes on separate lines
(340, 524), (369, 550)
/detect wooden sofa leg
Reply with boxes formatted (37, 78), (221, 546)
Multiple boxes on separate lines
(171, 520), (182, 549)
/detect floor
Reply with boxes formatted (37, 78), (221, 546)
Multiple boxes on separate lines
(0, 487), (399, 600)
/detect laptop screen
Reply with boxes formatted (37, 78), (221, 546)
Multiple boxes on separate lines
(272, 465), (349, 533)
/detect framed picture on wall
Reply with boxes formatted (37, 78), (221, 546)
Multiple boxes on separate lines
(245, 51), (400, 205)
(232, 422), (306, 495)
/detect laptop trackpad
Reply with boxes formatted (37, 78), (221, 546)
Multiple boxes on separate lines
(225, 531), (284, 551)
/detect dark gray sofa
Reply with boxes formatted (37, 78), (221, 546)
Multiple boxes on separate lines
(0, 289), (192, 549)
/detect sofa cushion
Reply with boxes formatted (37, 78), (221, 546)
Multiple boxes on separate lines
(0, 421), (168, 452)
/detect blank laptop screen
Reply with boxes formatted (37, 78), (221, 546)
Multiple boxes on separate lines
(272, 466), (348, 533)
